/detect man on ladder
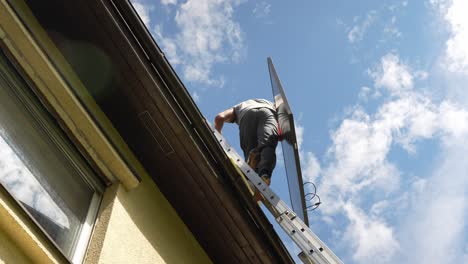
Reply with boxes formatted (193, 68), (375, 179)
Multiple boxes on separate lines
(214, 98), (279, 189)
(213, 59), (343, 264)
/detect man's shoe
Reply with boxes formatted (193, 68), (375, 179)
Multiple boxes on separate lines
(261, 175), (271, 186)
(247, 150), (260, 170)
(253, 175), (272, 203)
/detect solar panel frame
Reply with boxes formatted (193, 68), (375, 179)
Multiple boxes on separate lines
(267, 57), (309, 226)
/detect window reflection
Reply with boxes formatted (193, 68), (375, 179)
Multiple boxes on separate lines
(0, 135), (70, 229)
(0, 50), (100, 262)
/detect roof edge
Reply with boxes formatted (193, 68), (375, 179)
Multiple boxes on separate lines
(109, 0), (294, 262)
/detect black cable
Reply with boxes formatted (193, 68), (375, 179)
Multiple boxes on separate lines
(303, 181), (321, 211)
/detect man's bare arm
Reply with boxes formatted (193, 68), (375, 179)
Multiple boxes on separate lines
(214, 108), (235, 133)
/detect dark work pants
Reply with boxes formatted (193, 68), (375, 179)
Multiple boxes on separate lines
(239, 108), (278, 178)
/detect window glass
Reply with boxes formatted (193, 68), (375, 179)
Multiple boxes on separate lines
(0, 51), (101, 261)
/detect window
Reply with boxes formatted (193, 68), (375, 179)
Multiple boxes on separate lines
(0, 51), (102, 263)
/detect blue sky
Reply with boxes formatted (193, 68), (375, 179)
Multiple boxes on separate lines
(131, 0), (468, 263)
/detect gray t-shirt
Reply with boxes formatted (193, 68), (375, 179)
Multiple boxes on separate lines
(233, 99), (276, 124)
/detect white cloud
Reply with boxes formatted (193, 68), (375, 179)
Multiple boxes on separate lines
(343, 203), (399, 263)
(370, 200), (390, 217)
(326, 54), (468, 198)
(383, 16), (402, 40)
(131, 0), (152, 27)
(321, 108), (401, 204)
(294, 122), (321, 184)
(154, 25), (181, 65)
(315, 52), (468, 262)
(388, 1), (408, 12)
(433, 0), (468, 74)
(154, 0), (246, 86)
(414, 70), (429, 80)
(161, 0), (177, 5)
(295, 123), (304, 151)
(358, 86), (373, 101)
(192, 91), (200, 102)
(445, 0), (468, 74)
(438, 101), (468, 140)
(349, 3), (408, 46)
(348, 11), (377, 43)
(295, 122), (322, 184)
(302, 152), (321, 183)
(253, 1), (271, 18)
(369, 53), (414, 96)
(410, 177), (427, 194)
(398, 143), (468, 264)
(377, 94), (438, 152)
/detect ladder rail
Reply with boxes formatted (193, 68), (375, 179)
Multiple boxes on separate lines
(213, 129), (343, 264)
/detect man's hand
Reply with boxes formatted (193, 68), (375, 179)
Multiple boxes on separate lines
(214, 108), (235, 133)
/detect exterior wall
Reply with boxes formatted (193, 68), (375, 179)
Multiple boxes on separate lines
(86, 179), (212, 264)
(0, 228), (31, 264)
(0, 1), (212, 264)
(0, 172), (212, 264)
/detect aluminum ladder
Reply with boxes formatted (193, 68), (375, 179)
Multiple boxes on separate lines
(213, 129), (343, 264)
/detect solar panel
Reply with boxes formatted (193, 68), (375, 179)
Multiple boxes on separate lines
(268, 57), (309, 226)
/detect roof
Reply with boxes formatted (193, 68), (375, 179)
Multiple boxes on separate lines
(14, 0), (294, 263)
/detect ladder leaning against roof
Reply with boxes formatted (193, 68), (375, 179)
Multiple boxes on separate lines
(212, 58), (343, 263)
(213, 128), (343, 264)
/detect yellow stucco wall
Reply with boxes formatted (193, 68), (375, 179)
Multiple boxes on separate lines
(0, 228), (31, 264)
(87, 178), (212, 264)
(0, 172), (212, 264)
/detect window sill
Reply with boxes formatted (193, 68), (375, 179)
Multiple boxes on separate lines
(0, 187), (69, 264)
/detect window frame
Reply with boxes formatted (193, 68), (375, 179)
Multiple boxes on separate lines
(0, 49), (103, 264)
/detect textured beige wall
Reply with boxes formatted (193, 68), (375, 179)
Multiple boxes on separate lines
(0, 228), (31, 264)
(86, 177), (212, 264)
